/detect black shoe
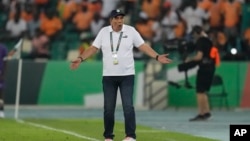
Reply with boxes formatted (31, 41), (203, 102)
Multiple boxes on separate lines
(203, 113), (212, 120)
(189, 114), (205, 121)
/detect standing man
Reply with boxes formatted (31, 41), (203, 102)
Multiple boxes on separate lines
(70, 9), (172, 141)
(0, 42), (8, 118)
(185, 26), (218, 121)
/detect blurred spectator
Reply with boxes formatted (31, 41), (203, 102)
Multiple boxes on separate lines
(21, 2), (33, 22)
(206, 0), (223, 32)
(78, 0), (88, 11)
(8, 2), (21, 19)
(209, 29), (227, 55)
(135, 12), (159, 42)
(40, 9), (62, 41)
(141, 0), (161, 20)
(160, 2), (179, 41)
(119, 0), (136, 24)
(165, 0), (182, 11)
(181, 0), (209, 36)
(212, 31), (227, 55)
(27, 8), (41, 38)
(5, 10), (27, 40)
(27, 29), (50, 59)
(173, 11), (186, 40)
(123, 0), (136, 15)
(34, 0), (49, 14)
(73, 5), (93, 33)
(0, 0), (249, 61)
(90, 12), (105, 37)
(88, 0), (103, 15)
(221, 0), (241, 48)
(100, 0), (119, 19)
(8, 0), (18, 15)
(181, 1), (209, 42)
(61, 0), (78, 22)
(198, 0), (213, 12)
(135, 12), (161, 59)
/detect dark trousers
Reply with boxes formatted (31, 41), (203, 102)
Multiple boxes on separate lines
(102, 75), (136, 139)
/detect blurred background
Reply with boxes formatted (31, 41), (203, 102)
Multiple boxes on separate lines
(1, 0), (250, 111)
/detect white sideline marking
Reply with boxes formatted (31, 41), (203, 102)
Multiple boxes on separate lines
(16, 119), (100, 141)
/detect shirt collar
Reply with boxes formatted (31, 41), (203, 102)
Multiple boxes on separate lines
(108, 25), (126, 32)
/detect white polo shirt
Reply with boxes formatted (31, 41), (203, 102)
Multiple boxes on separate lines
(92, 24), (145, 76)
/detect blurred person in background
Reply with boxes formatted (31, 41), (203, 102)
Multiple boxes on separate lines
(100, 0), (119, 20)
(135, 12), (160, 42)
(73, 4), (93, 34)
(87, 0), (103, 15)
(207, 0), (224, 33)
(181, 0), (210, 41)
(70, 9), (172, 141)
(160, 2), (179, 43)
(5, 3), (27, 41)
(120, 0), (136, 24)
(185, 26), (219, 121)
(141, 0), (161, 20)
(135, 12), (161, 60)
(60, 0), (78, 23)
(27, 7), (41, 38)
(221, 0), (241, 49)
(40, 9), (62, 42)
(34, 0), (49, 14)
(173, 11), (186, 40)
(90, 12), (105, 37)
(21, 1), (34, 22)
(123, 0), (136, 15)
(198, 0), (214, 12)
(0, 41), (8, 118)
(27, 29), (50, 59)
(165, 0), (182, 11)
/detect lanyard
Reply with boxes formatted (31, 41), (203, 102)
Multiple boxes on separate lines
(110, 31), (123, 53)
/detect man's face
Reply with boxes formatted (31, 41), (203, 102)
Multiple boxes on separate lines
(110, 15), (124, 27)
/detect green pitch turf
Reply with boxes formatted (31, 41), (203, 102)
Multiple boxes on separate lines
(0, 118), (218, 141)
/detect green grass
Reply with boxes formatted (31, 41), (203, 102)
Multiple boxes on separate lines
(0, 118), (218, 141)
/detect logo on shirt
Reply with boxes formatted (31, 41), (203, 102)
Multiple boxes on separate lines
(123, 35), (128, 38)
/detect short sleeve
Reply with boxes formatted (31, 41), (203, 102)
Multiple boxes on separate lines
(132, 27), (145, 47)
(92, 28), (104, 49)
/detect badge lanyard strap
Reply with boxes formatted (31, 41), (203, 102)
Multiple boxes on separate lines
(110, 31), (123, 53)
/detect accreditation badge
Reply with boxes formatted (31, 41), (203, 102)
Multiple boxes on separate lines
(112, 53), (118, 65)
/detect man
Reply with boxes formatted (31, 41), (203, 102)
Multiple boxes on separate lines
(70, 9), (172, 141)
(0, 42), (8, 118)
(185, 26), (218, 121)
